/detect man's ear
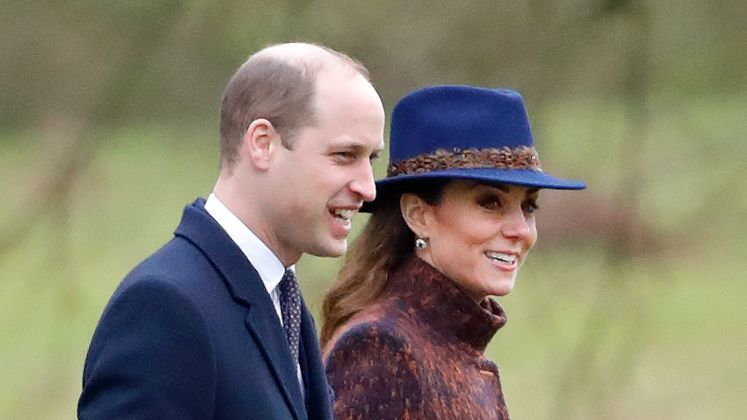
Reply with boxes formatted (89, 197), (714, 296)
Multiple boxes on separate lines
(400, 193), (432, 237)
(242, 118), (278, 171)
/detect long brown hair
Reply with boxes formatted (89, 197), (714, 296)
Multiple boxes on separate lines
(320, 180), (449, 348)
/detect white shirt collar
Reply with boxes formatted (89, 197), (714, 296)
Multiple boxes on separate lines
(204, 193), (293, 294)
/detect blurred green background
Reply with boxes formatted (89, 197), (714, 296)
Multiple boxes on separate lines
(1, 1), (745, 419)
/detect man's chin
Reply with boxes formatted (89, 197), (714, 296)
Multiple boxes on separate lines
(308, 239), (347, 258)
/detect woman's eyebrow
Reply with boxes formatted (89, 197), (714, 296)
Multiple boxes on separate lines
(525, 188), (540, 197)
(473, 182), (508, 192)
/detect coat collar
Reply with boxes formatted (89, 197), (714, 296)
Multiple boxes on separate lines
(384, 256), (507, 352)
(174, 199), (307, 419)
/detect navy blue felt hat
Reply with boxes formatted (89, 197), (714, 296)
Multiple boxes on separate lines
(363, 85), (585, 212)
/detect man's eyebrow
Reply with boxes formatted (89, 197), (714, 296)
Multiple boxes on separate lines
(329, 140), (385, 155)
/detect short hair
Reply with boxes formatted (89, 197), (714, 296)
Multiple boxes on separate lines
(219, 43), (370, 171)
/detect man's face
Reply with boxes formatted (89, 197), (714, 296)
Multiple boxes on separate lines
(262, 69), (385, 264)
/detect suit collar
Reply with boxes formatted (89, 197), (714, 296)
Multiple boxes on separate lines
(174, 199), (308, 419)
(175, 199), (259, 306)
(204, 193), (291, 297)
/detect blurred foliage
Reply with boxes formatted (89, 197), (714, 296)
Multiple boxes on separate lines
(1, 0), (746, 419)
(2, 0), (745, 128)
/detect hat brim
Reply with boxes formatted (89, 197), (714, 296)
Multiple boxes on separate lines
(361, 168), (586, 212)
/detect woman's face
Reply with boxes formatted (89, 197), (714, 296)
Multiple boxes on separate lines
(416, 180), (539, 301)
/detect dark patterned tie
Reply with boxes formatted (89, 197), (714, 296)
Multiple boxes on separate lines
(279, 269), (302, 364)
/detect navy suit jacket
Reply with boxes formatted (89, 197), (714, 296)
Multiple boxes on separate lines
(78, 199), (332, 419)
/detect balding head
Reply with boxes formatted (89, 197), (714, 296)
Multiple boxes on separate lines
(219, 43), (370, 171)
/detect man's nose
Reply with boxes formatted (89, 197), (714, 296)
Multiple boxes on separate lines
(349, 161), (377, 202)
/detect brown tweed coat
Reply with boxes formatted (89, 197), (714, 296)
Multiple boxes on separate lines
(324, 256), (510, 419)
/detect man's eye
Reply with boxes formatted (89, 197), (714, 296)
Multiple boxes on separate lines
(333, 151), (354, 160)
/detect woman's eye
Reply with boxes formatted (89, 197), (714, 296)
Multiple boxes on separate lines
(523, 201), (539, 214)
(478, 197), (501, 210)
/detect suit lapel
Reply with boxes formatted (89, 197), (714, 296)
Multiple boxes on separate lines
(244, 305), (306, 420)
(299, 304), (333, 420)
(174, 199), (307, 420)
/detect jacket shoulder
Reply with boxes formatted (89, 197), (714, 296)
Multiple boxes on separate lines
(325, 319), (423, 418)
(79, 276), (217, 418)
(328, 317), (406, 355)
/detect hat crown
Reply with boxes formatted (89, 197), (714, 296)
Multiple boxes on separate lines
(361, 84), (585, 215)
(389, 85), (534, 162)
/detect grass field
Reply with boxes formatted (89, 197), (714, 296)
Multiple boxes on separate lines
(1, 95), (744, 419)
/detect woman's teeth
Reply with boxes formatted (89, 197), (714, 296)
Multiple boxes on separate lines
(333, 209), (354, 222)
(485, 251), (516, 264)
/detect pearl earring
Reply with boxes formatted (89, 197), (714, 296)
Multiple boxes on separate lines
(415, 238), (427, 249)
